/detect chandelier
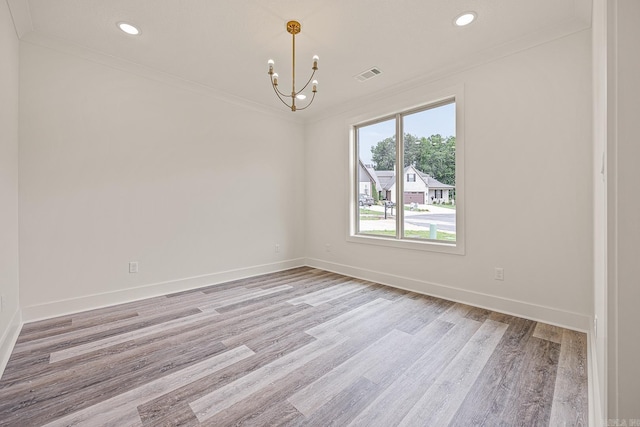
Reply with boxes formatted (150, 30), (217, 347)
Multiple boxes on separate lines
(267, 20), (318, 112)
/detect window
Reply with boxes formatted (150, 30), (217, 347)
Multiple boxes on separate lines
(351, 94), (464, 254)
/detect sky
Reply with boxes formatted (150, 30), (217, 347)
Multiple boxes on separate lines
(358, 102), (455, 166)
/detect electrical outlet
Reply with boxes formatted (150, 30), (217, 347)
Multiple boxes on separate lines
(494, 267), (504, 281)
(275, 244), (280, 253)
(325, 243), (331, 252)
(129, 261), (139, 274)
(594, 316), (598, 338)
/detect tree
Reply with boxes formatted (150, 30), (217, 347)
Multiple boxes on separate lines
(415, 135), (456, 185)
(371, 136), (395, 170)
(370, 133), (456, 185)
(403, 133), (422, 168)
(370, 133), (423, 170)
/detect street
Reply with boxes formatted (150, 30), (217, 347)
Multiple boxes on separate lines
(404, 212), (456, 232)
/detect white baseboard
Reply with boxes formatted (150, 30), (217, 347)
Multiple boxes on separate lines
(305, 257), (591, 332)
(0, 308), (23, 379)
(22, 258), (306, 323)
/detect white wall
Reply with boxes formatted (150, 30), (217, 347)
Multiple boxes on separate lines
(0, 0), (21, 370)
(608, 0), (640, 420)
(305, 30), (593, 329)
(18, 41), (306, 318)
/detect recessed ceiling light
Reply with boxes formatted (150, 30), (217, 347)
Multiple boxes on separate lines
(117, 22), (140, 35)
(454, 12), (477, 27)
(296, 94), (307, 100)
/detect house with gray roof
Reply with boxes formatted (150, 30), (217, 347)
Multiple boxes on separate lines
(358, 160), (381, 199)
(362, 164), (454, 205)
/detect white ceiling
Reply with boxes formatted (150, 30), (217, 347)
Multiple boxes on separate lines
(10, 0), (592, 119)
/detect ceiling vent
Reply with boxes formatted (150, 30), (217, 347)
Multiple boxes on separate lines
(354, 66), (382, 82)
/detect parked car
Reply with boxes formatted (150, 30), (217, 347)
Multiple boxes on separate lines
(359, 194), (374, 207)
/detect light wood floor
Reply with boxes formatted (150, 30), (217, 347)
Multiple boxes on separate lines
(0, 267), (588, 426)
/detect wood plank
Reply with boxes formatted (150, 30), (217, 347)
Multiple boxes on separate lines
(136, 332), (316, 426)
(287, 280), (368, 306)
(437, 302), (476, 322)
(448, 315), (537, 426)
(533, 322), (565, 344)
(397, 319), (509, 426)
(348, 318), (482, 427)
(230, 400), (305, 427)
(297, 376), (381, 427)
(12, 308), (202, 356)
(0, 336), (228, 426)
(189, 331), (348, 422)
(292, 319), (455, 418)
(305, 298), (394, 339)
(549, 329), (588, 426)
(393, 295), (455, 335)
(197, 306), (430, 426)
(1, 307), (204, 385)
(43, 345), (255, 427)
(197, 284), (292, 311)
(289, 328), (413, 416)
(498, 337), (561, 426)
(49, 309), (220, 363)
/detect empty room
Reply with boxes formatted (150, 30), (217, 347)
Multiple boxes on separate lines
(1, 0), (638, 425)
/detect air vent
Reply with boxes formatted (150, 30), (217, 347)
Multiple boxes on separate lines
(354, 67), (382, 82)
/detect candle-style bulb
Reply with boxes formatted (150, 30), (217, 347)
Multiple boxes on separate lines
(312, 55), (319, 70)
(273, 73), (279, 85)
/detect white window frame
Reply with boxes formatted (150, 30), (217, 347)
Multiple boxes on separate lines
(347, 85), (465, 255)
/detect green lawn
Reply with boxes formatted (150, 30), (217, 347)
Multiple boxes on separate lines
(363, 229), (456, 241)
(359, 215), (383, 221)
(358, 208), (382, 215)
(434, 204), (456, 210)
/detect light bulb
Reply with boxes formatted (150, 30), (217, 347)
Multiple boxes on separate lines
(454, 12), (476, 26)
(296, 94), (307, 100)
(117, 22), (140, 35)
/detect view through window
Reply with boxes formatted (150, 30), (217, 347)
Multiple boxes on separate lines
(355, 100), (457, 243)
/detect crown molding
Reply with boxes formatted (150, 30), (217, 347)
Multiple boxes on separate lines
(20, 31), (305, 125)
(307, 16), (591, 124)
(6, 0), (33, 38)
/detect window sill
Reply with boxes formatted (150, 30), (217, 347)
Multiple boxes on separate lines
(347, 233), (465, 255)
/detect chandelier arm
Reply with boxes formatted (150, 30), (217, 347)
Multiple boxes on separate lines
(271, 83), (293, 109)
(275, 86), (292, 98)
(295, 91), (316, 111)
(270, 74), (294, 99)
(295, 68), (317, 95)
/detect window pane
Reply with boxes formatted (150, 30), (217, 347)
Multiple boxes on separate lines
(357, 118), (396, 237)
(401, 102), (456, 241)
